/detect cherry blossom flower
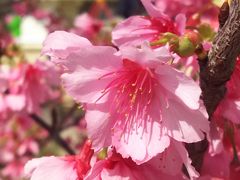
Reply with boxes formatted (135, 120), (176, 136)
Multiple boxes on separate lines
(71, 13), (103, 40)
(112, 0), (185, 47)
(25, 140), (199, 180)
(17, 138), (39, 156)
(25, 156), (79, 180)
(1, 159), (28, 179)
(0, 114), (46, 179)
(86, 140), (198, 180)
(24, 140), (94, 180)
(5, 60), (60, 113)
(142, 0), (216, 18)
(43, 31), (209, 164)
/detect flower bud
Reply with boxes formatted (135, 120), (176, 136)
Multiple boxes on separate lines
(172, 30), (202, 57)
(176, 36), (196, 57)
(198, 23), (216, 41)
(184, 30), (202, 46)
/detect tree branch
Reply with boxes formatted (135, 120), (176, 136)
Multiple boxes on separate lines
(30, 113), (75, 155)
(200, 0), (240, 118)
(188, 0), (240, 174)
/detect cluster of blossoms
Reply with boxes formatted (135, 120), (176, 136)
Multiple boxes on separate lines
(0, 1), (87, 179)
(0, 34), (62, 178)
(0, 59), (61, 179)
(24, 0), (240, 179)
(1, 0), (240, 179)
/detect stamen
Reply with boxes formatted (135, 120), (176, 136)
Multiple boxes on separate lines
(96, 59), (162, 143)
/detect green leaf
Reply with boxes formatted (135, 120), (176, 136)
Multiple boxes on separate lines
(7, 15), (22, 37)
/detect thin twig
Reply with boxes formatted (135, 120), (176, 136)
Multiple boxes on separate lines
(30, 113), (75, 155)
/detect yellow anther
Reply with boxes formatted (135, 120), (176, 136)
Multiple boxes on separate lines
(131, 94), (137, 104)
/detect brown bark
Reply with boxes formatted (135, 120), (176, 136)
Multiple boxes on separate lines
(200, 0), (240, 119)
(187, 0), (240, 174)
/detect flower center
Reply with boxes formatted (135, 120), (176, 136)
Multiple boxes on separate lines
(98, 59), (159, 138)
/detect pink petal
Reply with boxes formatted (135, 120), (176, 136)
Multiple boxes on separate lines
(207, 122), (223, 156)
(5, 94), (26, 111)
(120, 44), (172, 68)
(140, 0), (169, 19)
(172, 141), (199, 179)
(85, 103), (113, 151)
(112, 16), (158, 47)
(87, 150), (185, 180)
(156, 64), (201, 110)
(61, 46), (121, 104)
(147, 141), (183, 176)
(161, 97), (209, 143)
(42, 31), (92, 63)
(84, 160), (105, 180)
(101, 161), (142, 180)
(175, 14), (186, 35)
(112, 120), (170, 165)
(24, 156), (78, 180)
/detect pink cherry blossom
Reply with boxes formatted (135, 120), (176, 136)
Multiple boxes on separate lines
(140, 0), (220, 32)
(0, 114), (46, 179)
(43, 31), (209, 164)
(112, 0), (186, 47)
(85, 152), (178, 180)
(6, 61), (60, 113)
(86, 140), (198, 180)
(24, 140), (94, 180)
(2, 158), (28, 179)
(142, 0), (214, 18)
(0, 61), (60, 122)
(25, 156), (79, 180)
(17, 138), (39, 156)
(71, 13), (103, 40)
(112, 15), (182, 47)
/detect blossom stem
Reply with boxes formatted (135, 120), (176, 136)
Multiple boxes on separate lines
(61, 104), (84, 129)
(29, 113), (75, 155)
